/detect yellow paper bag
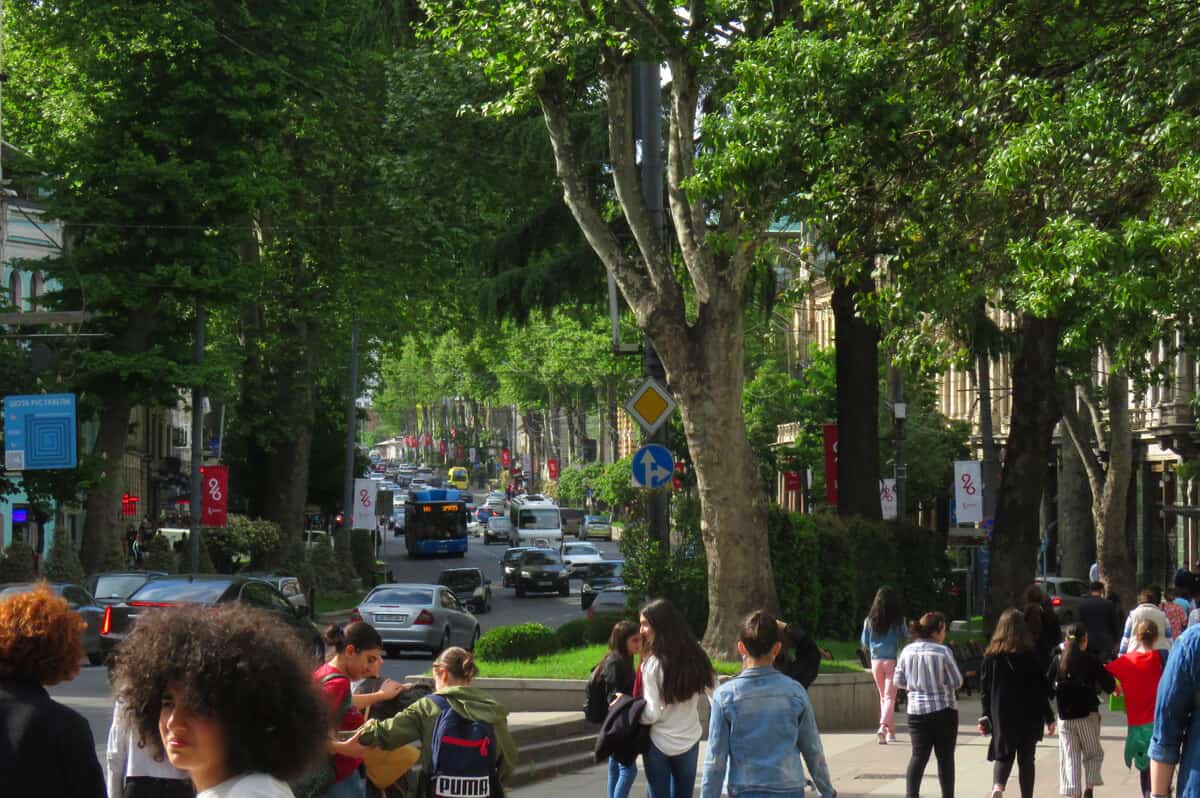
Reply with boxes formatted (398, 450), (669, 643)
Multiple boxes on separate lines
(362, 744), (421, 789)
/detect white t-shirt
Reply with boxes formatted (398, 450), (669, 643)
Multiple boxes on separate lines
(106, 700), (191, 797)
(638, 654), (714, 756)
(197, 773), (295, 798)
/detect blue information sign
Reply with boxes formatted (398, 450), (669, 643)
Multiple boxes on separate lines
(632, 444), (674, 489)
(3, 393), (78, 470)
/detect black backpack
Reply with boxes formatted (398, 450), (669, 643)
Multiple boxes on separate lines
(428, 694), (500, 798)
(585, 666), (609, 724)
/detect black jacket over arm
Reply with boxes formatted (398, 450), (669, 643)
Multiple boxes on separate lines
(0, 678), (105, 798)
(980, 652), (1055, 761)
(594, 695), (650, 766)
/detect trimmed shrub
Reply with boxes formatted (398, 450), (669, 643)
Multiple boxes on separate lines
(350, 529), (375, 581)
(306, 535), (346, 593)
(42, 533), (85, 584)
(0, 540), (37, 582)
(332, 529), (359, 590)
(140, 535), (178, 573)
(476, 623), (560, 661)
(203, 515), (282, 573)
(555, 618), (589, 649)
(619, 503), (708, 637)
(584, 613), (631, 644)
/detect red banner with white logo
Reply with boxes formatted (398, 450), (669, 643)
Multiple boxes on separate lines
(548, 459), (559, 480)
(822, 424), (839, 505)
(784, 471), (803, 492)
(501, 449), (511, 469)
(200, 465), (229, 527)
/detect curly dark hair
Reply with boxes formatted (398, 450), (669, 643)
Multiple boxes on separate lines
(0, 583), (85, 685)
(112, 604), (327, 782)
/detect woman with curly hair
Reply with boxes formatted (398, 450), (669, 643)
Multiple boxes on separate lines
(0, 582), (105, 797)
(112, 603), (330, 798)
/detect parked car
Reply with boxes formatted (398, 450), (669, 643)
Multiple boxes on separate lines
(581, 515), (613, 540)
(352, 583), (480, 656)
(1035, 576), (1092, 624)
(559, 508), (586, 537)
(100, 575), (323, 662)
(561, 542), (605, 577)
(484, 515), (512, 545)
(437, 568), (492, 614)
(581, 560), (624, 610)
(241, 572), (312, 618)
(0, 582), (105, 666)
(484, 494), (508, 513)
(84, 571), (168, 606)
(500, 546), (534, 588)
(586, 584), (630, 619)
(514, 548), (570, 598)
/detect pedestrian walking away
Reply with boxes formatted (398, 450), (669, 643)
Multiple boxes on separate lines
(1024, 585), (1064, 670)
(894, 611), (963, 798)
(1077, 583), (1121, 662)
(1162, 590), (1187, 640)
(979, 608), (1056, 798)
(107, 693), (194, 798)
(1149, 623), (1200, 798)
(700, 610), (836, 798)
(306, 622), (410, 798)
(1048, 623), (1116, 798)
(1119, 588), (1173, 654)
(588, 620), (643, 798)
(0, 583), (106, 798)
(352, 647), (518, 798)
(1105, 620), (1168, 798)
(632, 598), (717, 798)
(862, 586), (907, 744)
(111, 603), (329, 798)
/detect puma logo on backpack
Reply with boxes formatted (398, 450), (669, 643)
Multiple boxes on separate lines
(428, 694), (500, 798)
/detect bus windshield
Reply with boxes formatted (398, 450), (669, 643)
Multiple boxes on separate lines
(409, 503), (467, 539)
(517, 508), (559, 530)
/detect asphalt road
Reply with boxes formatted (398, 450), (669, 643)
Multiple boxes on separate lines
(49, 516), (621, 763)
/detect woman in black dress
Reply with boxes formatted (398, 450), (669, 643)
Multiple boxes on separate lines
(979, 608), (1056, 798)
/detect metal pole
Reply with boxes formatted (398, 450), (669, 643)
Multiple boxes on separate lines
(189, 301), (205, 573)
(342, 320), (361, 525)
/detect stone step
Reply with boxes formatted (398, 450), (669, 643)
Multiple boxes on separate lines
(508, 748), (599, 789)
(518, 731), (597, 764)
(511, 715), (594, 747)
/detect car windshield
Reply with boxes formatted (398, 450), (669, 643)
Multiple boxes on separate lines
(439, 572), (481, 591)
(586, 515), (610, 523)
(518, 508), (559, 529)
(93, 575), (150, 599)
(0, 584), (38, 598)
(522, 551), (561, 566)
(590, 562), (623, 579)
(130, 581), (230, 604)
(367, 589), (433, 606)
(565, 545), (597, 555)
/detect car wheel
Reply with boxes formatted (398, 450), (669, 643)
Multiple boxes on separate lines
(516, 583), (526, 598)
(559, 582), (570, 597)
(469, 627), (481, 651)
(434, 629), (450, 655)
(87, 650), (104, 667)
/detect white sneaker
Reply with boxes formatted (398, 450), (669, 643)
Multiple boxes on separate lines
(877, 727), (888, 744)
(887, 732), (898, 743)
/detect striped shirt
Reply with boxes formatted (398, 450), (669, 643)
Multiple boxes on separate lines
(894, 640), (963, 716)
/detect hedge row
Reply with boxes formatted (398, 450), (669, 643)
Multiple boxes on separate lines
(475, 613), (630, 661)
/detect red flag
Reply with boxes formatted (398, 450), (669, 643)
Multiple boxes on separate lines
(200, 465), (229, 527)
(548, 459), (559, 480)
(501, 449), (511, 469)
(784, 471), (803, 492)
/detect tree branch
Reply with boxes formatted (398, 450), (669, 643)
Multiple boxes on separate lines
(665, 55), (717, 304)
(1058, 382), (1105, 495)
(1076, 377), (1107, 449)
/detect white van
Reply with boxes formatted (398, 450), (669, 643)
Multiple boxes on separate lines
(509, 495), (563, 548)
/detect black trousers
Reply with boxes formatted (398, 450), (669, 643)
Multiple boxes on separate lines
(123, 777), (195, 798)
(906, 707), (958, 798)
(993, 739), (1037, 798)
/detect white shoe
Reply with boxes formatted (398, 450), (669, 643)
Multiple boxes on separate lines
(887, 732), (898, 743)
(877, 727), (888, 744)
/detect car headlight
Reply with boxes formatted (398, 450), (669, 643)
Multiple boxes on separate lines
(504, 566), (514, 573)
(521, 570), (532, 578)
(582, 583), (593, 593)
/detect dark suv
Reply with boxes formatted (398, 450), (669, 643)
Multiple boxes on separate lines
(514, 548), (569, 598)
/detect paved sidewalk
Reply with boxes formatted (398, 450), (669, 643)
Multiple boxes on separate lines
(511, 697), (1144, 798)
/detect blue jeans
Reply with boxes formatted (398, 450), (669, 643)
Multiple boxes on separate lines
(608, 755), (638, 798)
(644, 741), (699, 798)
(324, 773), (365, 798)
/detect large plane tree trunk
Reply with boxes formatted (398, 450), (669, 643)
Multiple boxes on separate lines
(986, 314), (1060, 629)
(831, 270), (882, 519)
(80, 389), (134, 572)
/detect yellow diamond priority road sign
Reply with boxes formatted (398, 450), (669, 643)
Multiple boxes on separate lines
(625, 378), (677, 435)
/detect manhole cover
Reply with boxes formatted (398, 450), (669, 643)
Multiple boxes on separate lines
(856, 774), (904, 780)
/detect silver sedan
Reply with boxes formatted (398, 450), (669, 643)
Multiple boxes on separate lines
(353, 583), (480, 656)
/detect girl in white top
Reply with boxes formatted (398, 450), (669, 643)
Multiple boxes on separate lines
(637, 599), (717, 798)
(110, 604), (333, 798)
(106, 697), (192, 798)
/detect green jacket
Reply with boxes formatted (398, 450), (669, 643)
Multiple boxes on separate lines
(358, 686), (518, 788)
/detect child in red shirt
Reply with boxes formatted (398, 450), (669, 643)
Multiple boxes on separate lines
(1105, 620), (1168, 798)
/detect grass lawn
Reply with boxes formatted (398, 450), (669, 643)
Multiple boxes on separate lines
(315, 591), (364, 615)
(475, 642), (865, 679)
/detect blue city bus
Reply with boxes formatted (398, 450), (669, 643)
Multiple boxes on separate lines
(404, 488), (469, 557)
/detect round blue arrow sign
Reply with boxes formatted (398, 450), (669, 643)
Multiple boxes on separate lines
(632, 444), (674, 489)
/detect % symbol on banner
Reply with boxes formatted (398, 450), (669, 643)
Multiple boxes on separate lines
(359, 489), (372, 507)
(206, 478), (223, 502)
(960, 473), (977, 495)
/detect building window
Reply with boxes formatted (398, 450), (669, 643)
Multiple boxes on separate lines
(29, 272), (43, 306)
(8, 271), (21, 311)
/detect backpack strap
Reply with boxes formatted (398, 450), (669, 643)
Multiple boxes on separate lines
(320, 671), (354, 723)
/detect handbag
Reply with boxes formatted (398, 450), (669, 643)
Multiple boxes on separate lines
(293, 672), (354, 798)
(362, 745), (421, 789)
(1109, 679), (1125, 713)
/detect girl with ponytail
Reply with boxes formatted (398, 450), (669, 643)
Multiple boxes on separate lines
(1049, 624), (1116, 798)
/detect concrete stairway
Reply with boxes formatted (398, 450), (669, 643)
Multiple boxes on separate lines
(507, 712), (599, 788)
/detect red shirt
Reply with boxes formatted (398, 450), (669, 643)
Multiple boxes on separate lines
(1105, 650), (1165, 726)
(314, 662), (365, 782)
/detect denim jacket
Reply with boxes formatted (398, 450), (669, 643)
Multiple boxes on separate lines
(700, 667), (836, 798)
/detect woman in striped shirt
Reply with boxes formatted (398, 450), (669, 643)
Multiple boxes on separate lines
(895, 611), (963, 798)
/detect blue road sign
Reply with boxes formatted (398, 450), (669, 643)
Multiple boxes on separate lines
(3, 393), (78, 471)
(632, 444), (674, 489)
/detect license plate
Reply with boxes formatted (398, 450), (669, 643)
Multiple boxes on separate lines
(375, 613), (407, 623)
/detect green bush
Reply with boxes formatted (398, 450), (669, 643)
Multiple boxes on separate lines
(332, 529), (359, 589)
(350, 529), (375, 581)
(42, 533), (85, 584)
(555, 618), (589, 649)
(583, 612), (631, 644)
(203, 515), (281, 573)
(0, 540), (37, 582)
(619, 501), (708, 637)
(140, 535), (178, 573)
(476, 623), (560, 661)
